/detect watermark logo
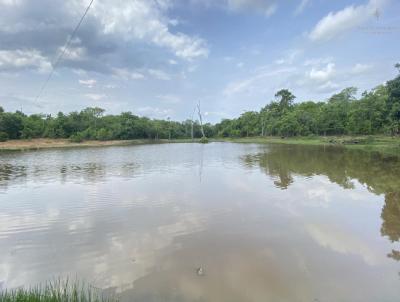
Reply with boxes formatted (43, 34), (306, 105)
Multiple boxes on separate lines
(358, 7), (400, 35)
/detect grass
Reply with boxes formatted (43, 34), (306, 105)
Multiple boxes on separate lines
(0, 279), (118, 302)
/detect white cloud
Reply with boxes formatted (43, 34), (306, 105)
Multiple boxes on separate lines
(137, 106), (173, 118)
(315, 81), (339, 93)
(307, 223), (380, 266)
(224, 81), (249, 97)
(84, 0), (209, 60)
(148, 69), (171, 81)
(204, 111), (229, 118)
(227, 0), (277, 16)
(60, 46), (86, 61)
(303, 57), (334, 67)
(113, 67), (172, 81)
(305, 62), (339, 93)
(309, 0), (387, 41)
(153, 31), (209, 60)
(84, 93), (107, 101)
(294, 0), (310, 16)
(130, 72), (146, 80)
(168, 18), (179, 26)
(0, 49), (51, 73)
(112, 68), (145, 80)
(308, 63), (335, 82)
(275, 49), (303, 65)
(0, 0), (209, 81)
(79, 79), (97, 88)
(0, 0), (21, 6)
(156, 94), (181, 104)
(223, 67), (295, 97)
(351, 63), (373, 74)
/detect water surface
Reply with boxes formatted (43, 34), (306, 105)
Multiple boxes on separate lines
(0, 143), (399, 301)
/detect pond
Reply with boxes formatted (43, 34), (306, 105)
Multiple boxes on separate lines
(0, 142), (399, 302)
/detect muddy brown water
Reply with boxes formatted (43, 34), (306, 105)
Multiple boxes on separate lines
(0, 143), (399, 301)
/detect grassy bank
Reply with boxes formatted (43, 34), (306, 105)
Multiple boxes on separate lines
(218, 135), (400, 156)
(0, 280), (117, 302)
(1, 136), (399, 156)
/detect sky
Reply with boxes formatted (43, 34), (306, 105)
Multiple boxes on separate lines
(0, 0), (399, 122)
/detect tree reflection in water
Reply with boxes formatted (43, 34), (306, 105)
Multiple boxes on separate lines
(381, 192), (400, 261)
(243, 144), (400, 262)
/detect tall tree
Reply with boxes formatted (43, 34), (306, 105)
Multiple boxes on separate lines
(275, 89), (295, 112)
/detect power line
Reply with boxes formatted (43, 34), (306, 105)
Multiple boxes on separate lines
(34, 0), (95, 103)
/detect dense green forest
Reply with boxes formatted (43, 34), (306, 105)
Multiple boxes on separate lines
(0, 106), (215, 142)
(1, 64), (399, 142)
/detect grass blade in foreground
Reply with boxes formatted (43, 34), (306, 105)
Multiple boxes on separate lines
(0, 279), (118, 302)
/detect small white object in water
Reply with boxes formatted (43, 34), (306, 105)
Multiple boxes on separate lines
(196, 267), (204, 276)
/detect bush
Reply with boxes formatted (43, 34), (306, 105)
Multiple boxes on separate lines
(81, 127), (97, 140)
(200, 136), (209, 144)
(96, 128), (112, 141)
(69, 132), (84, 143)
(0, 131), (8, 142)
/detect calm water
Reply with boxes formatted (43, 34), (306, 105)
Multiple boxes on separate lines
(0, 142), (399, 301)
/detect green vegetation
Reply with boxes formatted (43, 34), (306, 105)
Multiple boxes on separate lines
(215, 64), (400, 138)
(0, 279), (117, 302)
(0, 107), (214, 142)
(1, 64), (400, 144)
(213, 135), (400, 156)
(200, 136), (209, 144)
(0, 131), (8, 142)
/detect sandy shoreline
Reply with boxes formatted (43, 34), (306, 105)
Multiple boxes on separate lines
(0, 139), (153, 151)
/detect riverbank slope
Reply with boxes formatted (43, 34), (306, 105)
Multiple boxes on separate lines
(0, 138), (186, 151)
(1, 136), (399, 156)
(220, 136), (400, 156)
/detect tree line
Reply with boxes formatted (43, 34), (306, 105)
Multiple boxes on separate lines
(0, 107), (215, 142)
(1, 64), (399, 142)
(215, 64), (400, 137)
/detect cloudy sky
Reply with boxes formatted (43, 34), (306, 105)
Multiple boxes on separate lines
(0, 0), (399, 122)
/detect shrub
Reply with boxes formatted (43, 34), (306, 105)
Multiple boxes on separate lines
(96, 128), (112, 141)
(0, 131), (8, 142)
(200, 136), (209, 144)
(69, 132), (84, 143)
